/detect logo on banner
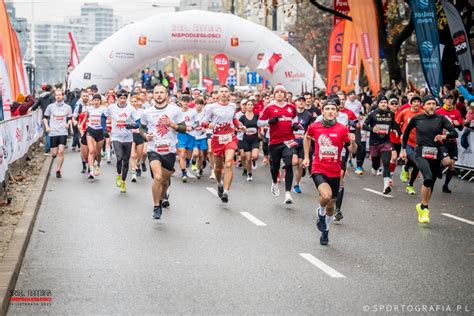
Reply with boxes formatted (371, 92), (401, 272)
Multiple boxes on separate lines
(83, 73), (91, 80)
(108, 51), (135, 60)
(138, 36), (147, 46)
(257, 53), (281, 61)
(421, 41), (434, 57)
(284, 71), (305, 79)
(415, 0), (429, 10)
(361, 33), (372, 60)
(453, 31), (468, 54)
(230, 37), (239, 47)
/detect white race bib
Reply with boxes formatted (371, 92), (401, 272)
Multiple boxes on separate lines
(246, 128), (257, 135)
(154, 138), (171, 153)
(377, 124), (390, 134)
(319, 146), (338, 162)
(294, 129), (304, 139)
(218, 133), (233, 144)
(421, 146), (438, 159)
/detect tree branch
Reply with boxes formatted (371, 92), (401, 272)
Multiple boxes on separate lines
(309, 0), (352, 21)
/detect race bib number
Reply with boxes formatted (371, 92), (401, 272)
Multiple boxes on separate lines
(246, 128), (257, 135)
(319, 146), (338, 162)
(195, 126), (204, 135)
(116, 119), (127, 129)
(155, 138), (171, 153)
(377, 124), (390, 134)
(470, 121), (474, 128)
(89, 116), (101, 127)
(294, 129), (304, 139)
(422, 146), (438, 159)
(218, 133), (233, 144)
(284, 139), (298, 148)
(54, 115), (65, 121)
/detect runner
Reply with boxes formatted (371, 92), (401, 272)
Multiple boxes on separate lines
(191, 97), (208, 179)
(400, 96), (458, 223)
(201, 85), (241, 203)
(104, 89), (140, 193)
(303, 101), (357, 245)
(84, 94), (107, 180)
(363, 96), (401, 194)
(176, 94), (198, 182)
(104, 94), (115, 164)
(292, 95), (313, 193)
(140, 84), (185, 219)
(43, 89), (73, 178)
(396, 95), (423, 195)
(258, 84), (297, 204)
(130, 95), (145, 183)
(436, 94), (464, 193)
(388, 98), (402, 177)
(239, 98), (260, 181)
(72, 90), (91, 173)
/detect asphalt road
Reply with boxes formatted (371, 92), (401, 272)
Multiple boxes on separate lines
(8, 149), (474, 315)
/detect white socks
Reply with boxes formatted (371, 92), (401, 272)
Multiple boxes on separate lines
(318, 206), (327, 216)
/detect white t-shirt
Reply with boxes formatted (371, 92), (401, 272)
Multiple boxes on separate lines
(201, 102), (238, 138)
(86, 106), (106, 130)
(345, 99), (362, 116)
(190, 110), (207, 140)
(181, 108), (199, 136)
(141, 104), (184, 155)
(104, 103), (139, 143)
(44, 102), (72, 137)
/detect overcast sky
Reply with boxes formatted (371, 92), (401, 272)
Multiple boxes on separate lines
(10, 0), (179, 24)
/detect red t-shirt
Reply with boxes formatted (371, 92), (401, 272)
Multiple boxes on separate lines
(254, 100), (264, 115)
(306, 122), (350, 178)
(395, 108), (424, 147)
(259, 102), (296, 145)
(436, 107), (463, 126)
(339, 108), (357, 121)
(188, 102), (196, 109)
(398, 103), (411, 113)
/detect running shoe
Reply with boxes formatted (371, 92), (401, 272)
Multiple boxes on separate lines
(162, 192), (170, 208)
(246, 175), (253, 181)
(209, 170), (216, 180)
(400, 168), (409, 183)
(152, 205), (162, 219)
(442, 185), (452, 193)
(94, 166), (101, 176)
(348, 160), (353, 167)
(320, 231), (329, 246)
(86, 170), (90, 178)
(136, 168), (141, 177)
(242, 169), (248, 177)
(196, 171), (201, 180)
(120, 181), (126, 193)
(316, 208), (327, 232)
(221, 192), (229, 203)
(141, 163), (147, 172)
(217, 184), (224, 198)
(416, 204), (430, 223)
(371, 168), (378, 176)
(383, 178), (392, 195)
(116, 175), (122, 187)
(284, 192), (293, 204)
(56, 171), (62, 178)
(377, 168), (383, 176)
(182, 175), (188, 183)
(191, 163), (198, 172)
(131, 172), (137, 183)
(107, 158), (111, 164)
(406, 185), (416, 195)
(252, 160), (257, 170)
(293, 185), (302, 194)
(88, 167), (94, 180)
(334, 211), (343, 221)
(271, 183), (280, 197)
(81, 165), (86, 174)
(354, 167), (364, 175)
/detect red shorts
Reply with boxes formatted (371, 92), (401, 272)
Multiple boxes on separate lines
(211, 137), (238, 157)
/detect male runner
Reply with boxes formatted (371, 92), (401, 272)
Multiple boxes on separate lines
(292, 95), (313, 193)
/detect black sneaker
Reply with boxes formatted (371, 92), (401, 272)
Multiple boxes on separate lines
(320, 231), (329, 246)
(136, 168), (142, 177)
(334, 211), (343, 222)
(162, 193), (170, 208)
(56, 171), (62, 178)
(242, 169), (248, 177)
(221, 192), (228, 203)
(152, 205), (162, 219)
(217, 185), (224, 198)
(81, 166), (86, 174)
(442, 185), (452, 193)
(141, 163), (147, 172)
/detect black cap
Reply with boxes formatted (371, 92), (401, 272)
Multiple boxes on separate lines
(117, 89), (128, 98)
(92, 94), (102, 101)
(410, 95), (422, 103)
(295, 95), (305, 101)
(377, 95), (388, 103)
(327, 94), (340, 106)
(90, 84), (98, 92)
(422, 95), (438, 105)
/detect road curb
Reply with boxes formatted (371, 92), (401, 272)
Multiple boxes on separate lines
(0, 155), (53, 316)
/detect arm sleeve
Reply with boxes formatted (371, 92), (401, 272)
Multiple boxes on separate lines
(402, 118), (416, 148)
(443, 117), (459, 139)
(458, 85), (474, 102)
(101, 114), (107, 130)
(257, 107), (269, 127)
(362, 112), (374, 132)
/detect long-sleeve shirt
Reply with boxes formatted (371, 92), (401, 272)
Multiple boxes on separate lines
(363, 108), (400, 146)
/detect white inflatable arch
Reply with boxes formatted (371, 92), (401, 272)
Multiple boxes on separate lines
(69, 10), (325, 93)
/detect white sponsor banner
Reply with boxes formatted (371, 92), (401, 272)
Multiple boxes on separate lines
(0, 110), (43, 182)
(457, 128), (474, 169)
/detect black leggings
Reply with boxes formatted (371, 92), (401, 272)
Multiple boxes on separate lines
(269, 143), (294, 192)
(262, 137), (269, 156)
(356, 141), (366, 168)
(371, 151), (391, 178)
(405, 154), (420, 186)
(414, 155), (441, 190)
(113, 141), (132, 181)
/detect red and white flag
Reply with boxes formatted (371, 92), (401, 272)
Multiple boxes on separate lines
(68, 32), (80, 68)
(189, 58), (200, 71)
(257, 50), (281, 74)
(179, 55), (188, 92)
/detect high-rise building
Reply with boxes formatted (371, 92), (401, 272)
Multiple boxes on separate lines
(80, 3), (115, 43)
(178, 0), (225, 12)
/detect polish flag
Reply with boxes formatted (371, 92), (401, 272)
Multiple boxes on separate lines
(179, 55), (188, 77)
(257, 50), (282, 74)
(68, 32), (80, 68)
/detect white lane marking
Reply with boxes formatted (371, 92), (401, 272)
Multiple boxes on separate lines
(240, 212), (267, 226)
(363, 188), (394, 198)
(441, 213), (474, 225)
(206, 187), (218, 197)
(299, 253), (346, 278)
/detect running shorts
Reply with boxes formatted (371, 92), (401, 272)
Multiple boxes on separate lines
(50, 135), (67, 148)
(148, 152), (176, 173)
(312, 173), (340, 199)
(211, 136), (238, 157)
(86, 127), (104, 142)
(177, 133), (196, 151)
(441, 142), (458, 161)
(133, 133), (145, 146)
(369, 142), (392, 157)
(194, 138), (208, 151)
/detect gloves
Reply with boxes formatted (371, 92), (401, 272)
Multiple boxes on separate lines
(125, 123), (135, 129)
(103, 130), (109, 138)
(269, 116), (280, 125)
(292, 123), (300, 131)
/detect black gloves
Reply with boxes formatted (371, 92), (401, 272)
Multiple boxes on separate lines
(269, 116), (280, 125)
(103, 130), (109, 138)
(125, 123), (135, 129)
(292, 123), (300, 131)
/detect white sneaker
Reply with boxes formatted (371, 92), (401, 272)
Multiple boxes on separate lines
(383, 177), (392, 195)
(377, 168), (383, 176)
(246, 175), (252, 181)
(371, 168), (377, 176)
(271, 183), (280, 197)
(131, 172), (137, 183)
(284, 191), (293, 204)
(252, 160), (257, 170)
(209, 170), (216, 180)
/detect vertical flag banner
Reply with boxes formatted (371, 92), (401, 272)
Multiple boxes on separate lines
(409, 0), (442, 97)
(441, 0), (473, 85)
(348, 0), (381, 95)
(334, 0), (350, 26)
(326, 20), (345, 95)
(202, 77), (214, 94)
(179, 55), (188, 92)
(68, 32), (80, 68)
(0, 38), (12, 120)
(340, 21), (361, 92)
(0, 1), (20, 99)
(213, 53), (229, 86)
(11, 29), (27, 95)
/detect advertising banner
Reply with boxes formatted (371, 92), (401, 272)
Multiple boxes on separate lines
(326, 21), (345, 95)
(340, 21), (361, 93)
(214, 53), (229, 86)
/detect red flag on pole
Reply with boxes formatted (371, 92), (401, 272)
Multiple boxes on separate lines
(68, 32), (80, 68)
(213, 54), (229, 86)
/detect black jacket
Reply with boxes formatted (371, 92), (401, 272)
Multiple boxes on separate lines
(31, 92), (55, 113)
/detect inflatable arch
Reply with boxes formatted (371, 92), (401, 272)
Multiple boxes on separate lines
(69, 10), (325, 93)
